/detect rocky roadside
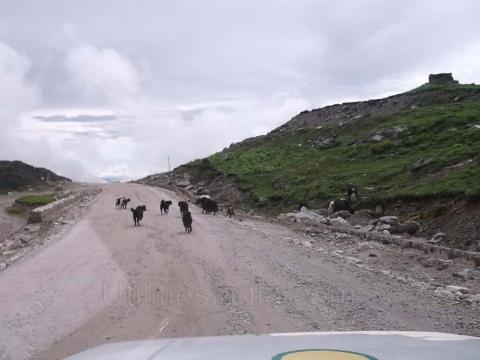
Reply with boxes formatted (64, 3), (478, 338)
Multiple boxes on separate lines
(275, 207), (480, 307)
(0, 185), (101, 272)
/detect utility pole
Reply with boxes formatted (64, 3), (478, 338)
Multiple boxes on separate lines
(167, 156), (171, 175)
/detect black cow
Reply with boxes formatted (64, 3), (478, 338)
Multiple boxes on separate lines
(196, 197), (218, 215)
(131, 205), (147, 226)
(328, 198), (354, 215)
(182, 211), (193, 233)
(160, 200), (172, 214)
(178, 201), (189, 215)
(226, 205), (235, 219)
(121, 198), (131, 209)
(115, 197), (123, 209)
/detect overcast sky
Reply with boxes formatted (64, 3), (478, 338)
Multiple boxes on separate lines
(1, 0), (479, 181)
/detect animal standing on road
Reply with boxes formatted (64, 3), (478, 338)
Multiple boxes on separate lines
(182, 211), (193, 233)
(226, 205), (235, 219)
(196, 197), (218, 215)
(115, 197), (123, 209)
(121, 198), (131, 209)
(131, 205), (147, 226)
(178, 201), (189, 215)
(160, 200), (172, 214)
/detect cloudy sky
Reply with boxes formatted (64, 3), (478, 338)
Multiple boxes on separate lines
(0, 0), (479, 181)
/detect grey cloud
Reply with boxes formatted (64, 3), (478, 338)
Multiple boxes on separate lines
(0, 1), (479, 181)
(34, 114), (117, 123)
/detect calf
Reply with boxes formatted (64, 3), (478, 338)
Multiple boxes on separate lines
(226, 205), (235, 219)
(131, 205), (147, 226)
(115, 197), (123, 209)
(121, 198), (131, 209)
(160, 200), (173, 214)
(182, 211), (193, 233)
(178, 201), (189, 215)
(347, 184), (359, 203)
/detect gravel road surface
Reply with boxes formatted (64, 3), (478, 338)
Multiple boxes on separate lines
(0, 183), (478, 360)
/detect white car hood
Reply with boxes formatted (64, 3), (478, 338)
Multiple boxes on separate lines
(66, 331), (480, 360)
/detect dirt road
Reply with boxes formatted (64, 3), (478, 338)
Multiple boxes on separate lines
(0, 183), (479, 359)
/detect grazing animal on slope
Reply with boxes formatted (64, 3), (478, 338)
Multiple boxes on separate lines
(160, 200), (173, 214)
(182, 211), (193, 233)
(178, 201), (189, 215)
(131, 205), (147, 226)
(347, 184), (359, 203)
(226, 205), (235, 219)
(121, 198), (131, 209)
(328, 198), (354, 215)
(196, 197), (218, 215)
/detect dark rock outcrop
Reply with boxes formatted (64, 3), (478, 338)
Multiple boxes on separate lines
(428, 73), (459, 85)
(0, 160), (71, 191)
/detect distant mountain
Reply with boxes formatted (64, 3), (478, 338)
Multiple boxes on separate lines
(0, 160), (71, 191)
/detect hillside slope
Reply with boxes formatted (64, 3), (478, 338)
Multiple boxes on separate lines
(0, 161), (71, 191)
(137, 75), (480, 249)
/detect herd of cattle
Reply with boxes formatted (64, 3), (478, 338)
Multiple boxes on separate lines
(115, 184), (381, 232)
(327, 184), (385, 217)
(114, 196), (233, 233)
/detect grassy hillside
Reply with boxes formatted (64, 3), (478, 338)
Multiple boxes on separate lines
(205, 98), (480, 209)
(0, 160), (71, 191)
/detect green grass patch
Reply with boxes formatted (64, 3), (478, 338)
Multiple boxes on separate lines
(5, 206), (25, 215)
(16, 194), (56, 207)
(205, 99), (480, 209)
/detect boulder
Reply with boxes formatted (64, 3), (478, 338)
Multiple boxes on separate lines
(437, 259), (453, 271)
(329, 217), (350, 226)
(418, 256), (436, 268)
(466, 294), (480, 304)
(369, 134), (384, 143)
(331, 210), (351, 219)
(313, 137), (337, 148)
(196, 187), (209, 195)
(428, 232), (446, 244)
(433, 288), (456, 299)
(452, 268), (476, 281)
(176, 179), (191, 188)
(377, 216), (399, 225)
(27, 211), (42, 224)
(383, 125), (408, 138)
(376, 223), (392, 232)
(389, 222), (419, 235)
(301, 241), (312, 248)
(279, 207), (327, 224)
(445, 285), (469, 294)
(411, 157), (435, 172)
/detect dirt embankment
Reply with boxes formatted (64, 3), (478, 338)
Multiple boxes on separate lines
(0, 183), (101, 272)
(137, 166), (480, 253)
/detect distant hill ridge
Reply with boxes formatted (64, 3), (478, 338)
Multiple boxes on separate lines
(275, 73), (479, 133)
(0, 160), (71, 191)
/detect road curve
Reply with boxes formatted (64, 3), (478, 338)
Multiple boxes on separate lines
(0, 183), (478, 359)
